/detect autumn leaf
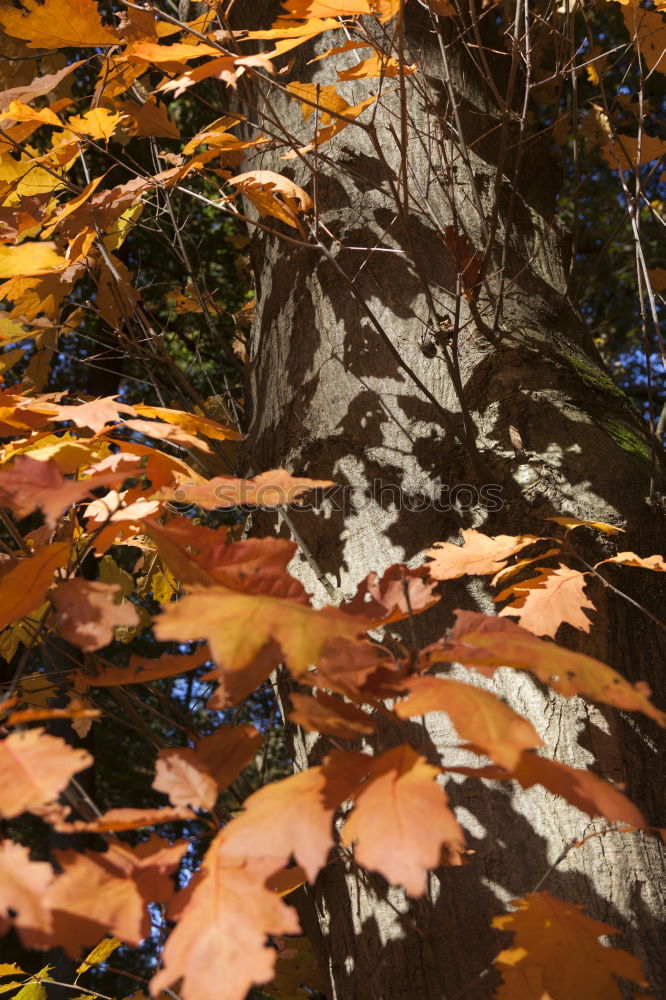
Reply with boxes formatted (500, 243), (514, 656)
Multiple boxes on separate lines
(0, 0), (117, 49)
(0, 242), (67, 279)
(342, 745), (465, 895)
(133, 403), (242, 441)
(153, 724), (261, 811)
(0, 840), (53, 950)
(151, 832), (300, 1000)
(154, 585), (371, 680)
(0, 728), (92, 818)
(285, 82), (377, 155)
(431, 611), (666, 726)
(0, 542), (71, 633)
(51, 580), (140, 651)
(496, 565), (596, 638)
(74, 644), (211, 687)
(394, 676), (541, 770)
(76, 936), (122, 975)
(229, 170), (313, 229)
(546, 516), (623, 535)
(45, 836), (188, 954)
(49, 395), (137, 433)
(343, 563), (440, 623)
(221, 751), (373, 880)
(289, 690), (376, 740)
(45, 805), (195, 834)
(597, 551), (666, 572)
(157, 469), (332, 512)
(426, 530), (541, 580)
(492, 891), (647, 999)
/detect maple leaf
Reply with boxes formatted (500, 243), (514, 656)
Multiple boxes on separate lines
(0, 728), (92, 818)
(0, 0), (117, 49)
(50, 580), (139, 651)
(221, 751), (372, 880)
(394, 676), (541, 770)
(497, 565), (596, 638)
(289, 690), (376, 740)
(45, 836), (187, 954)
(0, 541), (70, 633)
(493, 891), (647, 999)
(0, 840), (53, 950)
(153, 724), (261, 811)
(426, 530), (542, 580)
(151, 832), (300, 1000)
(342, 746), (465, 895)
(432, 611), (666, 727)
(154, 586), (370, 681)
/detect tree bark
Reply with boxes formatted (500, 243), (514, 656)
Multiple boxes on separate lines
(235, 5), (666, 996)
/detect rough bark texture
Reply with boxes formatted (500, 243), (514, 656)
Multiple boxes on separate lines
(234, 5), (666, 996)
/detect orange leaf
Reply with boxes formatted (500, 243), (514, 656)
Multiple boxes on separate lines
(229, 170), (313, 229)
(0, 0), (117, 48)
(497, 565), (596, 638)
(279, 0), (400, 21)
(45, 836), (187, 954)
(158, 468), (331, 512)
(431, 611), (666, 726)
(284, 82), (376, 155)
(133, 403), (242, 441)
(546, 516), (623, 535)
(289, 690), (376, 740)
(74, 644), (210, 687)
(51, 580), (139, 651)
(597, 551), (666, 572)
(0, 840), (54, 949)
(0, 728), (92, 818)
(151, 832), (299, 1000)
(394, 676), (541, 769)
(153, 725), (261, 811)
(426, 529), (541, 580)
(45, 805), (195, 833)
(154, 585), (370, 679)
(343, 563), (440, 623)
(492, 891), (647, 999)
(342, 745), (465, 895)
(0, 242), (67, 278)
(0, 541), (71, 632)
(221, 751), (372, 880)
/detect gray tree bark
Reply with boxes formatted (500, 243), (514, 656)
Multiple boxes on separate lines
(232, 4), (666, 996)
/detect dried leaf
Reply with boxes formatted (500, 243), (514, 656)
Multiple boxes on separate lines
(0, 729), (92, 818)
(51, 580), (139, 651)
(496, 565), (596, 638)
(426, 530), (541, 580)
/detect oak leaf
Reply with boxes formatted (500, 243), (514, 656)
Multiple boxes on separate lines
(0, 542), (71, 633)
(153, 724), (261, 811)
(49, 395), (137, 433)
(342, 745), (465, 895)
(133, 403), (242, 441)
(51, 580), (139, 651)
(151, 832), (299, 1000)
(492, 891), (647, 999)
(426, 530), (541, 580)
(394, 676), (541, 769)
(343, 563), (440, 623)
(0, 0), (117, 49)
(0, 840), (53, 949)
(45, 836), (187, 954)
(289, 690), (376, 740)
(497, 565), (596, 638)
(154, 586), (370, 679)
(158, 468), (331, 512)
(434, 611), (666, 726)
(221, 751), (372, 880)
(0, 728), (92, 818)
(597, 551), (666, 572)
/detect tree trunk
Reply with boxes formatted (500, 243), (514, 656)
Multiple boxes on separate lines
(235, 5), (666, 996)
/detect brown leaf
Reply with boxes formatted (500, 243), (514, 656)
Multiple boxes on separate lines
(49, 395), (137, 433)
(157, 468), (331, 511)
(74, 644), (210, 688)
(342, 745), (465, 895)
(597, 551), (666, 572)
(0, 0), (117, 49)
(289, 690), (376, 740)
(492, 891), (647, 999)
(343, 563), (440, 623)
(46, 805), (195, 833)
(395, 676), (541, 769)
(151, 832), (299, 1000)
(0, 728), (92, 818)
(51, 580), (139, 651)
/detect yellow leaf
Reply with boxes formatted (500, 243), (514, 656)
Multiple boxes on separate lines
(67, 109), (125, 141)
(76, 937), (122, 974)
(0, 243), (66, 279)
(0, 0), (117, 49)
